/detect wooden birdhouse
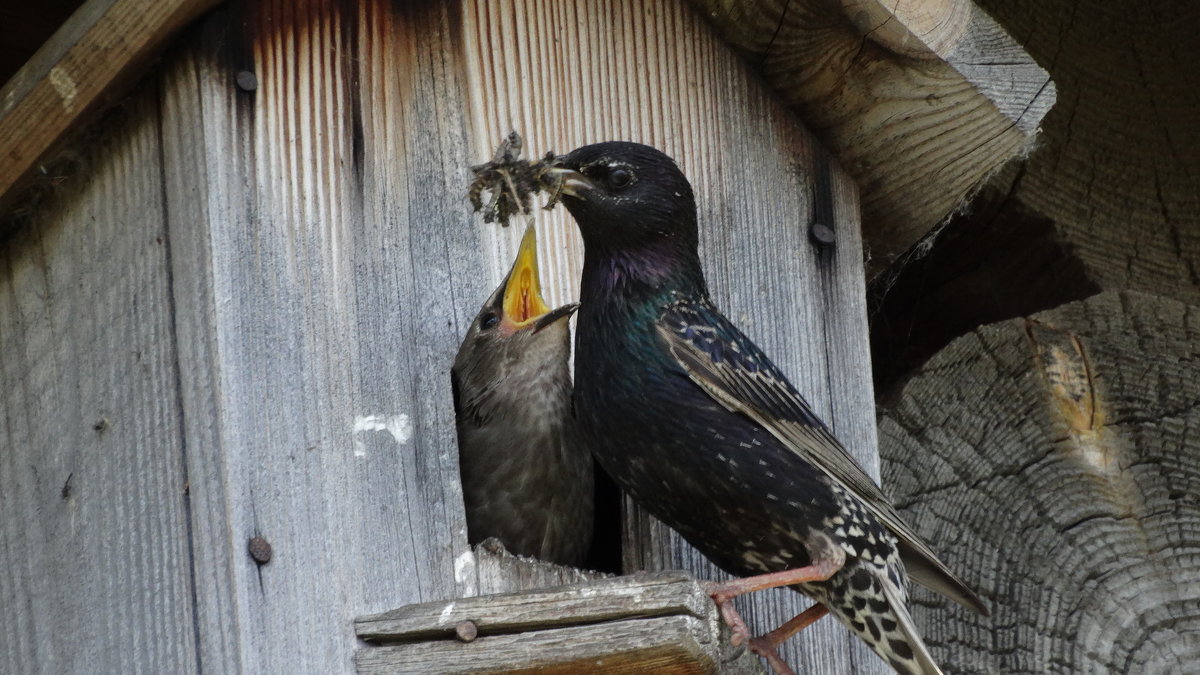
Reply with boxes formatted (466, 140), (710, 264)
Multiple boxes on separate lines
(6, 0), (1195, 673)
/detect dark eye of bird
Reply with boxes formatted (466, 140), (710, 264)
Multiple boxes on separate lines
(481, 312), (500, 329)
(608, 168), (633, 189)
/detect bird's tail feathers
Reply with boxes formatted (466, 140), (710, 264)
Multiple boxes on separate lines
(877, 573), (942, 675)
(824, 565), (943, 675)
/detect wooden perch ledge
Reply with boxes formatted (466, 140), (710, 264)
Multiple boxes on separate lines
(355, 571), (765, 674)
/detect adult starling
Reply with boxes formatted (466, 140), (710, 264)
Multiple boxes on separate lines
(545, 142), (987, 674)
(452, 223), (593, 567)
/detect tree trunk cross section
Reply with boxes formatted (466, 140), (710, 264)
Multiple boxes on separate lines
(880, 290), (1200, 672)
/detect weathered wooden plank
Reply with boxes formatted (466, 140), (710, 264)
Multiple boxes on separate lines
(474, 538), (608, 596)
(968, 0), (1200, 302)
(462, 2), (885, 673)
(686, 0), (1055, 275)
(355, 571), (765, 674)
(156, 1), (482, 671)
(0, 0), (222, 210)
(358, 571), (707, 642)
(358, 615), (719, 675)
(869, 0), (1200, 390)
(879, 291), (1200, 672)
(0, 93), (198, 673)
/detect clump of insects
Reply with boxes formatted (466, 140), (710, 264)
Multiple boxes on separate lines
(468, 131), (568, 226)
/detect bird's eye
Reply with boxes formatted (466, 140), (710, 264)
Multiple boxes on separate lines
(608, 168), (633, 189)
(480, 312), (500, 329)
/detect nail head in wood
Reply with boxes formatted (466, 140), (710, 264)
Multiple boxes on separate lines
(809, 222), (836, 247)
(248, 536), (272, 564)
(455, 620), (478, 643)
(235, 70), (258, 92)
(93, 418), (110, 432)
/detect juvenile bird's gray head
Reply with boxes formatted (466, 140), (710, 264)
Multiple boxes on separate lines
(453, 223), (577, 399)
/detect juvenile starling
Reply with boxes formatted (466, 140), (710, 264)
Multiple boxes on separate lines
(544, 143), (987, 674)
(452, 223), (593, 567)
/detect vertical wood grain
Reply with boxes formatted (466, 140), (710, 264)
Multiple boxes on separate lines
(157, 1), (480, 671)
(461, 2), (884, 673)
(0, 93), (199, 674)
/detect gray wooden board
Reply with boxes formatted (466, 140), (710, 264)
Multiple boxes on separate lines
(156, 2), (482, 672)
(355, 571), (765, 674)
(879, 290), (1200, 672)
(0, 93), (199, 673)
(357, 571), (707, 641)
(473, 539), (609, 596)
(357, 614), (716, 675)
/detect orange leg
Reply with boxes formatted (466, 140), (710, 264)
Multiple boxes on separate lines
(754, 602), (830, 649)
(704, 559), (841, 674)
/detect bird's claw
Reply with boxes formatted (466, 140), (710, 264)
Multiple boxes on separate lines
(704, 581), (751, 646)
(748, 637), (798, 675)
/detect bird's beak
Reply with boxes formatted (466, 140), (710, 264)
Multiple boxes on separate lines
(532, 302), (579, 333)
(542, 165), (593, 200)
(500, 223), (553, 330)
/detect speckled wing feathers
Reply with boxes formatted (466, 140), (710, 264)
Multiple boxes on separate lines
(657, 298), (987, 615)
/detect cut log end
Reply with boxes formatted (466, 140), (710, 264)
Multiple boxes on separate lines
(879, 290), (1200, 672)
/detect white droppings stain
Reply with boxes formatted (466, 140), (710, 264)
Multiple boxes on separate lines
(48, 67), (77, 111)
(454, 550), (476, 586)
(352, 414), (413, 456)
(438, 601), (456, 624)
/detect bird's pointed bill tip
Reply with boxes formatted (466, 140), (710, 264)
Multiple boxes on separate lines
(501, 224), (552, 328)
(532, 302), (579, 333)
(543, 166), (592, 199)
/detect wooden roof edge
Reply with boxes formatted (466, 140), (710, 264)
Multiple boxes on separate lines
(687, 0), (1056, 275)
(0, 0), (223, 211)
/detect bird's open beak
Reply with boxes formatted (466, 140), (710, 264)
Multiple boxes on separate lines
(501, 223), (554, 330)
(542, 165), (593, 200)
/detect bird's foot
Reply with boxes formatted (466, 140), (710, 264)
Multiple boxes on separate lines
(704, 565), (839, 674)
(736, 604), (829, 675)
(703, 587), (752, 646)
(703, 560), (841, 639)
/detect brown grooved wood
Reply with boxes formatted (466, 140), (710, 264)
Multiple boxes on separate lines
(0, 0), (222, 211)
(969, 0), (1200, 304)
(868, 0), (1200, 393)
(685, 0), (1055, 275)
